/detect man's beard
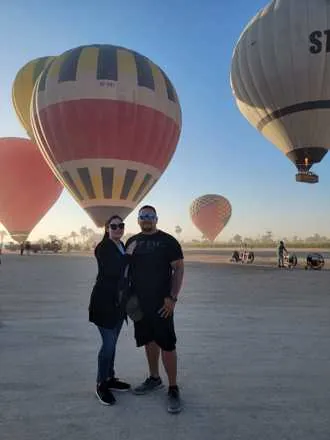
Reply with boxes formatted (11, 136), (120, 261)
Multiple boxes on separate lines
(141, 223), (154, 232)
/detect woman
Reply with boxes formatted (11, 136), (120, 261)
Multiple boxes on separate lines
(89, 215), (130, 405)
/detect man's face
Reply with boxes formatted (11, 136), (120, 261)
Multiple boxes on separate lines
(138, 208), (158, 233)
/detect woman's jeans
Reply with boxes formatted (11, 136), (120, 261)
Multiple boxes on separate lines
(97, 320), (123, 384)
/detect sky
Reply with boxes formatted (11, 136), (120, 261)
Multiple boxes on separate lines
(0, 0), (329, 242)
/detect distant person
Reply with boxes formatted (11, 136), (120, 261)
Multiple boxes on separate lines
(231, 250), (240, 262)
(125, 205), (184, 414)
(25, 241), (31, 256)
(277, 240), (288, 268)
(20, 242), (24, 256)
(241, 242), (248, 262)
(88, 215), (130, 406)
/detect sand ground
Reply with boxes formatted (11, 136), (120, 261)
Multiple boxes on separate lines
(1, 251), (330, 439)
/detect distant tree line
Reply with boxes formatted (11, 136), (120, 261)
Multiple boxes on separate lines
(3, 225), (330, 251)
(184, 231), (330, 249)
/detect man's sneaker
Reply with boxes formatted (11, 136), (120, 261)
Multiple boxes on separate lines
(132, 376), (163, 395)
(95, 382), (116, 405)
(107, 377), (131, 392)
(167, 386), (182, 414)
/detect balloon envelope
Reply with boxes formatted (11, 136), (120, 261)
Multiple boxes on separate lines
(31, 44), (182, 227)
(0, 138), (63, 243)
(190, 194), (232, 242)
(12, 56), (55, 141)
(230, 0), (330, 183)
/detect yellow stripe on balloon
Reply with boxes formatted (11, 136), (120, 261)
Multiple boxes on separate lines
(135, 177), (156, 203)
(77, 46), (99, 76)
(117, 48), (138, 80)
(149, 61), (167, 99)
(111, 169), (125, 201)
(12, 61), (34, 137)
(90, 172), (104, 199)
(73, 174), (89, 200)
(47, 57), (62, 80)
(126, 173), (144, 202)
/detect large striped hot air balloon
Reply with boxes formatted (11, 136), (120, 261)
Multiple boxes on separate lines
(230, 0), (330, 184)
(190, 195), (232, 242)
(0, 138), (63, 243)
(12, 56), (55, 141)
(31, 44), (182, 227)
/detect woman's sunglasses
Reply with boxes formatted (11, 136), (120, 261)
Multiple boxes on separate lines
(109, 223), (125, 230)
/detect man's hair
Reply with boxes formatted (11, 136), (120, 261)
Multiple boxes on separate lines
(139, 205), (157, 214)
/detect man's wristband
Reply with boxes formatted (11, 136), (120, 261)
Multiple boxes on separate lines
(167, 296), (177, 303)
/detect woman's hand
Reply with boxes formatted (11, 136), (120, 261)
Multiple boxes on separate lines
(126, 241), (137, 255)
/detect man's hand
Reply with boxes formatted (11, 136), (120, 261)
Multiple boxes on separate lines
(158, 297), (176, 319)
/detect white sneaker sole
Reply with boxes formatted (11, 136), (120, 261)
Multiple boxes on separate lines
(95, 391), (115, 405)
(168, 404), (182, 414)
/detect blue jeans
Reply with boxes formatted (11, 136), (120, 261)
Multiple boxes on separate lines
(97, 320), (123, 384)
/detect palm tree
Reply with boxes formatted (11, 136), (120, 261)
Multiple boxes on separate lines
(70, 231), (78, 246)
(87, 228), (95, 239)
(175, 225), (182, 242)
(80, 226), (88, 244)
(232, 234), (242, 245)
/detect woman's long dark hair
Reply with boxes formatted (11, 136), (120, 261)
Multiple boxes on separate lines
(102, 215), (123, 240)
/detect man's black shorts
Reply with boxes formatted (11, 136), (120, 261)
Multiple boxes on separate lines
(134, 313), (177, 352)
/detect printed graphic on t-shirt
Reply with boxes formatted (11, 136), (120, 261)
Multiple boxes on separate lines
(126, 231), (183, 313)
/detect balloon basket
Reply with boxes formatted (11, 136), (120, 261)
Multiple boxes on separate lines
(295, 172), (319, 184)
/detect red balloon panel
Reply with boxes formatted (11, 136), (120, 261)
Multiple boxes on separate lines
(0, 138), (62, 240)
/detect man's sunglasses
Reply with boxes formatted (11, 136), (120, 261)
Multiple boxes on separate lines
(138, 214), (156, 221)
(109, 223), (125, 230)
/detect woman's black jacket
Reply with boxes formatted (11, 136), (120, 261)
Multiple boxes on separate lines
(88, 237), (127, 329)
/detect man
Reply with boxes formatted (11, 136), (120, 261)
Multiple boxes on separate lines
(277, 240), (288, 268)
(126, 205), (184, 414)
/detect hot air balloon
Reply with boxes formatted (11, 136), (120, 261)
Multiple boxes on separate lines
(190, 194), (232, 242)
(0, 138), (63, 243)
(230, 0), (330, 184)
(31, 44), (182, 227)
(12, 56), (55, 141)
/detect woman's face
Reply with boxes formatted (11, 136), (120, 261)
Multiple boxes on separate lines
(107, 218), (125, 240)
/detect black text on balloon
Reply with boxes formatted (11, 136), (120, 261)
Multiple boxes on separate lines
(309, 30), (330, 54)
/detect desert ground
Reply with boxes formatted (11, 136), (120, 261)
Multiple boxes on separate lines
(1, 250), (329, 439)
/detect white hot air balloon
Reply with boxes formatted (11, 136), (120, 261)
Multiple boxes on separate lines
(230, 0), (330, 184)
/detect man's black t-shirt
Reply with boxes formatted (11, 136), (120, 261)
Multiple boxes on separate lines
(126, 230), (183, 314)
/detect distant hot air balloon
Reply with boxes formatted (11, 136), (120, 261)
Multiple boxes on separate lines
(190, 194), (232, 242)
(31, 44), (182, 227)
(12, 56), (55, 141)
(0, 138), (63, 243)
(230, 0), (330, 184)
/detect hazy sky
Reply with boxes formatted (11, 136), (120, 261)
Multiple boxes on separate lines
(1, 0), (329, 242)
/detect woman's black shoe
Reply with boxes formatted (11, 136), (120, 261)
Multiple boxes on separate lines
(96, 382), (116, 405)
(107, 377), (131, 392)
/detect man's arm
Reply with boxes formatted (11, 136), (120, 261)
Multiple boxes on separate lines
(170, 259), (184, 300)
(159, 259), (184, 318)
